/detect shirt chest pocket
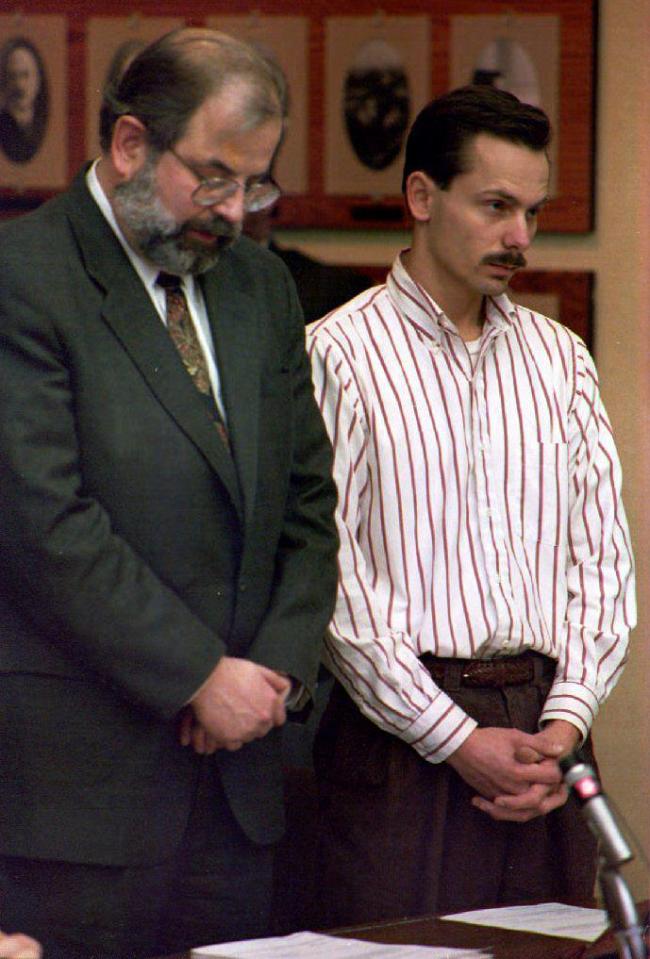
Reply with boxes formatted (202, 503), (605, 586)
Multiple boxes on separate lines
(504, 440), (569, 548)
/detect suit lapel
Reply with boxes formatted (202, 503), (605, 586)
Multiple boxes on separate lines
(64, 171), (243, 519)
(201, 263), (260, 527)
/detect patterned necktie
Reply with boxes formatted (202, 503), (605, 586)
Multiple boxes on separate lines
(156, 271), (230, 449)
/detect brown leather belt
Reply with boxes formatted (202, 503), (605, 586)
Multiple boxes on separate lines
(420, 650), (553, 688)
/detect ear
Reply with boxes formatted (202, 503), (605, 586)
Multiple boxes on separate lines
(110, 114), (149, 180)
(405, 170), (435, 222)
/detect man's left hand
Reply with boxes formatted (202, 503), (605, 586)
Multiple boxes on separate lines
(472, 720), (581, 822)
(514, 719), (581, 764)
(178, 665), (294, 754)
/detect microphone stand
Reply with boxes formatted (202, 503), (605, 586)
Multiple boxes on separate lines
(597, 860), (647, 959)
(560, 752), (647, 959)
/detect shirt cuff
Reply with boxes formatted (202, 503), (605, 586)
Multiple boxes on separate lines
(285, 678), (309, 712)
(540, 681), (600, 743)
(401, 695), (478, 763)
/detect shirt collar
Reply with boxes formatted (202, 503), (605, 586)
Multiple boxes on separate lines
(387, 251), (517, 345)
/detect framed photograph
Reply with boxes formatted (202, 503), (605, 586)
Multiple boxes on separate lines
(324, 16), (430, 200)
(347, 265), (593, 349)
(85, 15), (183, 161)
(0, 13), (67, 194)
(205, 14), (309, 196)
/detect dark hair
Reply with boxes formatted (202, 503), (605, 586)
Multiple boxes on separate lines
(401, 85), (551, 192)
(99, 27), (287, 153)
(0, 36), (49, 125)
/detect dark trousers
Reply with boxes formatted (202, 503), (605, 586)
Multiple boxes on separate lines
(0, 760), (274, 959)
(314, 659), (598, 929)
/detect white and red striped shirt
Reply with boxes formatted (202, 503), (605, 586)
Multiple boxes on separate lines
(307, 254), (635, 763)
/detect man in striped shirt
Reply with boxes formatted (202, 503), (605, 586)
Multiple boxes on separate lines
(307, 86), (635, 925)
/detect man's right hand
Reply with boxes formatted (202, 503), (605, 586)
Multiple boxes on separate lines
(447, 726), (563, 800)
(188, 656), (290, 752)
(0, 931), (42, 959)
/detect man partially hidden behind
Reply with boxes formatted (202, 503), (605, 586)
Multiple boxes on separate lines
(308, 86), (635, 925)
(0, 28), (338, 958)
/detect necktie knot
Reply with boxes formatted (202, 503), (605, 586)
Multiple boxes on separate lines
(156, 271), (183, 293)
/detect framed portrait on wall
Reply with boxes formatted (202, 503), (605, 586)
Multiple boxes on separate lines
(324, 15), (430, 200)
(206, 14), (309, 197)
(85, 15), (183, 161)
(0, 13), (67, 193)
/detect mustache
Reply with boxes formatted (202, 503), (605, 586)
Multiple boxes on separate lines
(183, 216), (239, 241)
(481, 251), (527, 269)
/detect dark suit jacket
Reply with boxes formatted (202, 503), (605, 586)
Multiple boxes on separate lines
(0, 169), (339, 866)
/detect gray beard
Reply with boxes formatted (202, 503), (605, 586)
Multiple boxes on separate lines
(112, 153), (240, 275)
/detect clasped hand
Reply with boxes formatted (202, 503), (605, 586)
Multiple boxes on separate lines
(447, 720), (580, 822)
(178, 656), (291, 755)
(0, 930), (41, 959)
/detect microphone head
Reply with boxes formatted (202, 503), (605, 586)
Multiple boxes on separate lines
(559, 751), (602, 801)
(559, 748), (591, 775)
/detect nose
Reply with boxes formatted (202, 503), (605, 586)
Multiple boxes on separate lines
(208, 185), (246, 224)
(503, 211), (534, 251)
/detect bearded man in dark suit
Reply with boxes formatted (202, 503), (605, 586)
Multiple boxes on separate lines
(0, 28), (338, 959)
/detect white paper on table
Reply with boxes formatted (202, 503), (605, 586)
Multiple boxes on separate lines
(191, 929), (492, 958)
(440, 902), (609, 942)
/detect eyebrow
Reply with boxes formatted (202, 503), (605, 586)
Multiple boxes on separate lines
(196, 156), (271, 184)
(481, 189), (550, 209)
(202, 157), (235, 177)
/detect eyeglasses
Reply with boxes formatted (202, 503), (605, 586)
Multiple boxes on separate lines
(168, 146), (281, 212)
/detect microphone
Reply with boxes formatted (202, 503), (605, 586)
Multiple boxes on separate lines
(561, 752), (648, 959)
(559, 751), (632, 868)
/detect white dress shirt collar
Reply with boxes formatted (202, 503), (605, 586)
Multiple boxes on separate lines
(388, 251), (516, 346)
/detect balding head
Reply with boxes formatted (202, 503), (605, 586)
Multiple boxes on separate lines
(99, 27), (287, 154)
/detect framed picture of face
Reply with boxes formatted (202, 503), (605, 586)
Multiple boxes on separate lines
(323, 15), (430, 201)
(448, 10), (593, 231)
(0, 14), (67, 193)
(85, 15), (184, 161)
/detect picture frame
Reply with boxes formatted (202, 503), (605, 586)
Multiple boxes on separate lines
(0, 13), (68, 199)
(449, 14), (561, 201)
(509, 269), (593, 349)
(323, 15), (430, 201)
